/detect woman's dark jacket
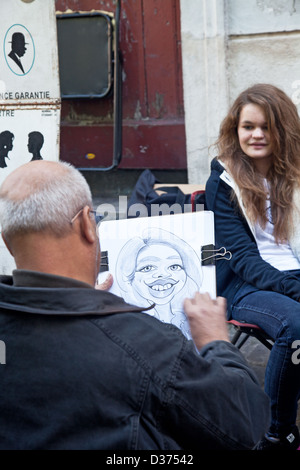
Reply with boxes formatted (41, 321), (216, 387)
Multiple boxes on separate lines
(0, 269), (270, 450)
(205, 158), (300, 313)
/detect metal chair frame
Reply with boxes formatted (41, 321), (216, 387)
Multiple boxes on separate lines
(227, 319), (274, 351)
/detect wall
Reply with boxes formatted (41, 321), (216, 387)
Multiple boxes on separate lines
(180, 0), (228, 184)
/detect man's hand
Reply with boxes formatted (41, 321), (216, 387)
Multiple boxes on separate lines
(184, 292), (229, 350)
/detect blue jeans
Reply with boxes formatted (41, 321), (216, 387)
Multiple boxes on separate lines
(231, 272), (300, 437)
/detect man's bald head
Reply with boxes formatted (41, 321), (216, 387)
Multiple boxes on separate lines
(0, 160), (93, 238)
(1, 160), (70, 201)
(0, 160), (101, 284)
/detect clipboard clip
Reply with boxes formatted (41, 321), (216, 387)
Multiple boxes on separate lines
(99, 251), (109, 272)
(201, 244), (232, 266)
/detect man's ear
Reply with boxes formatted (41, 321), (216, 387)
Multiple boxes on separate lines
(1, 233), (13, 255)
(81, 206), (97, 244)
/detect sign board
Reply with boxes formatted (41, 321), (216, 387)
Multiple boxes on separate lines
(0, 106), (60, 186)
(0, 0), (60, 106)
(0, 0), (61, 275)
(0, 238), (15, 276)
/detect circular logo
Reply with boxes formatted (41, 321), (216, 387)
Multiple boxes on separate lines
(4, 24), (35, 76)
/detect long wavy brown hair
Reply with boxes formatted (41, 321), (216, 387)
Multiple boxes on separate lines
(216, 83), (300, 243)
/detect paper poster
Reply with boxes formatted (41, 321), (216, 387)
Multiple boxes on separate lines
(0, 238), (15, 275)
(0, 0), (60, 275)
(0, 106), (60, 187)
(97, 211), (217, 339)
(0, 0), (60, 105)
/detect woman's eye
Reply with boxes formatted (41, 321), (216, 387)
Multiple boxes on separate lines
(169, 264), (183, 271)
(138, 265), (155, 273)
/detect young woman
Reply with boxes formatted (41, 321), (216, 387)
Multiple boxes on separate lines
(205, 83), (300, 450)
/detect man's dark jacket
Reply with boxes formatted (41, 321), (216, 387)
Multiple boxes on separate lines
(0, 270), (270, 450)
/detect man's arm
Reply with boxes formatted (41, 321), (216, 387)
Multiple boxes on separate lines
(184, 292), (229, 350)
(164, 291), (270, 449)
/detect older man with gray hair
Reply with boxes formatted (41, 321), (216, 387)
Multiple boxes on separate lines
(0, 160), (270, 450)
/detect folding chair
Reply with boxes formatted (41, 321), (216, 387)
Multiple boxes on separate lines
(227, 319), (274, 351)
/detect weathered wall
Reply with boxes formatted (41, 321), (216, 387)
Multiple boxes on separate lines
(180, 0), (300, 183)
(55, 0), (187, 170)
(180, 0), (228, 184)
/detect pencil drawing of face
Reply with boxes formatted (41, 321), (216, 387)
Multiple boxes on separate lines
(134, 243), (187, 304)
(115, 227), (202, 338)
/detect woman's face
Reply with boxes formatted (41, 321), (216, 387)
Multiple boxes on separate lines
(237, 103), (273, 176)
(132, 243), (187, 304)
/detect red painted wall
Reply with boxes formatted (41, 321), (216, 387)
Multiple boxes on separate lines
(55, 0), (187, 170)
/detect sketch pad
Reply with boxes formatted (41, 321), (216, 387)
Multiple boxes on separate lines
(97, 211), (216, 339)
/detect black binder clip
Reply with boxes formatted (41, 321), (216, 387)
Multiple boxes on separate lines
(99, 251), (109, 272)
(201, 244), (232, 266)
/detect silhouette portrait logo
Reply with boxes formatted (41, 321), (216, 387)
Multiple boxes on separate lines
(4, 24), (35, 76)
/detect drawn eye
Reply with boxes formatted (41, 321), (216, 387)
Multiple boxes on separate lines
(138, 265), (155, 273)
(169, 264), (183, 271)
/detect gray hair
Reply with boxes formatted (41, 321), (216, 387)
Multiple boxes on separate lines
(0, 161), (93, 237)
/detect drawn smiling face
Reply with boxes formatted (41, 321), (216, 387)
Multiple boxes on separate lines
(133, 244), (187, 304)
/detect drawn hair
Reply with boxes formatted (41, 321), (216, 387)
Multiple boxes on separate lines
(216, 83), (300, 242)
(0, 161), (93, 237)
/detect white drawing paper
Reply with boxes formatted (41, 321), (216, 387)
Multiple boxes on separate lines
(97, 211), (216, 339)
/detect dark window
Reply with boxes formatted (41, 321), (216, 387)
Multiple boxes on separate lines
(56, 12), (113, 99)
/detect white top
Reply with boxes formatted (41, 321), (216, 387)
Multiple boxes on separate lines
(254, 188), (300, 271)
